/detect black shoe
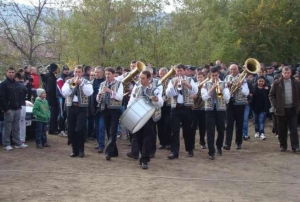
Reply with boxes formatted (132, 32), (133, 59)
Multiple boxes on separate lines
(168, 153), (178, 160)
(94, 146), (99, 150)
(243, 136), (250, 141)
(166, 145), (171, 150)
(187, 151), (194, 157)
(280, 147), (287, 152)
(141, 163), (148, 169)
(36, 144), (43, 149)
(236, 144), (242, 150)
(200, 145), (206, 149)
(127, 152), (139, 159)
(217, 149), (222, 156)
(292, 148), (300, 153)
(149, 154), (155, 158)
(49, 131), (60, 135)
(98, 148), (104, 153)
(158, 145), (166, 150)
(106, 154), (111, 161)
(223, 145), (231, 150)
(70, 153), (79, 157)
(209, 154), (215, 160)
(43, 143), (51, 147)
(79, 152), (85, 158)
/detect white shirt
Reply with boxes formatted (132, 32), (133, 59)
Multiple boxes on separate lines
(201, 79), (230, 103)
(96, 80), (123, 103)
(62, 78), (93, 101)
(165, 76), (198, 104)
(128, 84), (163, 108)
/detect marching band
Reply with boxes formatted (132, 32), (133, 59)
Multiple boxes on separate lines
(4, 59), (298, 170)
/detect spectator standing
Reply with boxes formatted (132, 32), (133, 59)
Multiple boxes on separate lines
(24, 66), (33, 101)
(15, 73), (28, 143)
(33, 88), (51, 148)
(31, 66), (40, 99)
(45, 63), (59, 135)
(0, 67), (28, 150)
(56, 65), (69, 137)
(269, 67), (300, 152)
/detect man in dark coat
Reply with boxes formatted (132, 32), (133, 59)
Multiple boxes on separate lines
(44, 63), (59, 135)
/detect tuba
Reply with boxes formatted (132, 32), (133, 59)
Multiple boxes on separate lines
(160, 66), (176, 101)
(229, 58), (260, 94)
(193, 75), (210, 109)
(122, 61), (146, 96)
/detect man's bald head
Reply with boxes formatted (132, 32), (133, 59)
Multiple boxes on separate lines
(229, 64), (239, 76)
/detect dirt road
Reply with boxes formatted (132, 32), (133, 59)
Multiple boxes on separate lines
(0, 121), (299, 202)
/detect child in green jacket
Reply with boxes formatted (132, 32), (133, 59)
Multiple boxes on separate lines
(33, 88), (51, 148)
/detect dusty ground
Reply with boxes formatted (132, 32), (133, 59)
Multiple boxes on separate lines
(0, 120), (300, 202)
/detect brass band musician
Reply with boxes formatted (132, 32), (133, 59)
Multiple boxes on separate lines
(201, 66), (230, 160)
(224, 64), (249, 150)
(166, 64), (198, 159)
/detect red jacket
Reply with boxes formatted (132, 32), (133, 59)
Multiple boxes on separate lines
(31, 73), (40, 89)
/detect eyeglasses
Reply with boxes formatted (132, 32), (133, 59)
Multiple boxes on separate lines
(91, 75), (95, 76)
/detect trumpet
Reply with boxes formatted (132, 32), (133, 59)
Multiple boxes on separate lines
(215, 80), (223, 99)
(70, 76), (79, 89)
(177, 76), (182, 91)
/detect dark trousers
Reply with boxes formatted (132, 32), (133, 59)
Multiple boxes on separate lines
(35, 121), (47, 145)
(156, 106), (171, 146)
(272, 113), (278, 135)
(87, 115), (95, 138)
(68, 106), (87, 154)
(58, 98), (66, 132)
(192, 109), (206, 146)
(151, 124), (157, 155)
(225, 104), (245, 147)
(136, 119), (155, 163)
(170, 106), (194, 154)
(277, 108), (299, 149)
(49, 103), (59, 133)
(206, 109), (226, 156)
(130, 133), (139, 156)
(103, 109), (121, 157)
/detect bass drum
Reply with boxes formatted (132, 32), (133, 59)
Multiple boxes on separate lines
(120, 97), (155, 133)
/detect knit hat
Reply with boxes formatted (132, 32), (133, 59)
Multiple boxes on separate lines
(49, 63), (58, 72)
(36, 88), (45, 97)
(62, 65), (69, 71)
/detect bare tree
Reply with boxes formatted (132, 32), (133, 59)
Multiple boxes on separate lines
(0, 0), (58, 65)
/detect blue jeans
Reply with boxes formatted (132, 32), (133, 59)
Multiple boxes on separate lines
(242, 104), (250, 137)
(117, 106), (129, 135)
(35, 121), (48, 145)
(254, 112), (266, 134)
(95, 113), (106, 148)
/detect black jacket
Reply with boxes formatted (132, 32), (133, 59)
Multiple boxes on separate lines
(0, 78), (22, 112)
(44, 72), (57, 106)
(17, 81), (28, 106)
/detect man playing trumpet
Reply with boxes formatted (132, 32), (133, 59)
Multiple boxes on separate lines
(166, 64), (198, 159)
(97, 67), (123, 161)
(62, 65), (93, 158)
(201, 67), (230, 160)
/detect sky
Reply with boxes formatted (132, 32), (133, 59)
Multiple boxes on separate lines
(12, 0), (177, 12)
